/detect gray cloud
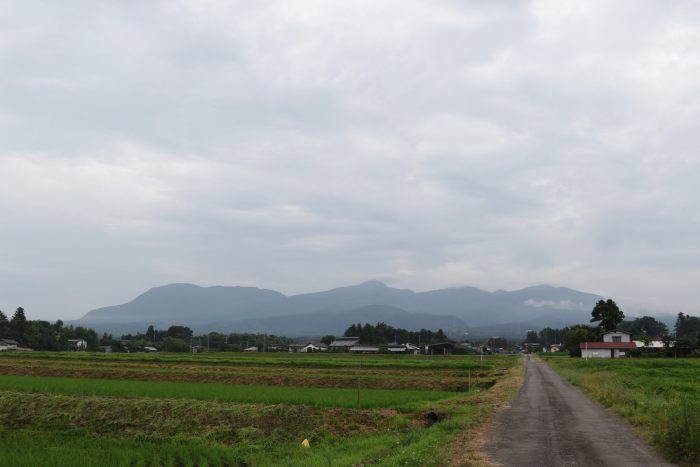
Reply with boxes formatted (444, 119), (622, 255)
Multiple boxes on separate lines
(1, 0), (699, 320)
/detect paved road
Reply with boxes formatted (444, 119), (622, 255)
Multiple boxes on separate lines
(484, 356), (674, 467)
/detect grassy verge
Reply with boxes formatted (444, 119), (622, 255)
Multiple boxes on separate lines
(541, 355), (700, 466)
(442, 356), (525, 466)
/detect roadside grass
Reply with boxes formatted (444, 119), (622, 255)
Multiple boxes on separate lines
(0, 375), (456, 408)
(541, 355), (700, 466)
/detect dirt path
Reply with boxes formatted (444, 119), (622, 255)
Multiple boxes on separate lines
(483, 356), (674, 467)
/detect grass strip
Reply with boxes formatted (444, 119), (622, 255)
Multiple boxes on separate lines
(0, 374), (455, 408)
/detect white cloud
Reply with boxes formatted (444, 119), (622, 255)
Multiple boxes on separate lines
(1, 1), (699, 319)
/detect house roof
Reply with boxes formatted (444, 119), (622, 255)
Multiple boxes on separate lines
(349, 345), (380, 351)
(579, 342), (637, 349)
(427, 342), (454, 348)
(329, 337), (360, 347)
(0, 339), (19, 346)
(603, 330), (631, 335)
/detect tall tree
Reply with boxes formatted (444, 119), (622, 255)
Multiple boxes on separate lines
(618, 316), (668, 338)
(674, 312), (700, 342)
(563, 324), (600, 357)
(590, 299), (624, 331)
(0, 310), (10, 337)
(525, 330), (539, 343)
(10, 307), (28, 341)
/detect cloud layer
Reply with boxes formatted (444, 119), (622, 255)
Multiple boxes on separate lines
(1, 1), (699, 319)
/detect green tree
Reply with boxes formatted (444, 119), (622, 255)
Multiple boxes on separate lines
(675, 312), (700, 342)
(538, 327), (568, 347)
(167, 325), (193, 341)
(161, 337), (190, 352)
(618, 316), (668, 338)
(0, 310), (10, 338)
(590, 299), (624, 331)
(525, 330), (539, 343)
(320, 335), (335, 346)
(10, 307), (28, 341)
(563, 324), (599, 357)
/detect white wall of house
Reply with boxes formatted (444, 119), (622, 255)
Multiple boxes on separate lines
(633, 340), (666, 349)
(581, 348), (612, 358)
(602, 331), (631, 343)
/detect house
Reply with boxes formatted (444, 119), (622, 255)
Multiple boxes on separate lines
(329, 337), (360, 351)
(0, 339), (19, 351)
(143, 346), (158, 353)
(425, 342), (454, 355)
(67, 339), (88, 351)
(349, 345), (380, 354)
(298, 343), (327, 353)
(244, 346), (258, 352)
(550, 344), (562, 353)
(387, 343), (421, 355)
(632, 340), (667, 349)
(580, 330), (636, 358)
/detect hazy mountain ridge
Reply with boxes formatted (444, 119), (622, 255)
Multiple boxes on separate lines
(74, 281), (604, 337)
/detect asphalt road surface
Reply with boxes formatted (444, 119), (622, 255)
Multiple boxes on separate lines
(484, 356), (674, 467)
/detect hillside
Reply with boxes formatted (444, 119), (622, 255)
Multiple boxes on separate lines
(74, 281), (603, 337)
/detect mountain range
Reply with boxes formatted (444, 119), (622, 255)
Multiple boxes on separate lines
(73, 280), (604, 337)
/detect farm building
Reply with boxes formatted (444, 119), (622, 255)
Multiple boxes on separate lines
(387, 343), (421, 355)
(580, 331), (636, 358)
(0, 339), (19, 351)
(298, 343), (327, 353)
(425, 343), (454, 355)
(329, 337), (360, 350)
(632, 340), (667, 349)
(349, 345), (380, 354)
(67, 339), (88, 351)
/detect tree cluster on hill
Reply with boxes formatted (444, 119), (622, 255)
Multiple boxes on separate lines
(343, 322), (449, 345)
(0, 307), (99, 351)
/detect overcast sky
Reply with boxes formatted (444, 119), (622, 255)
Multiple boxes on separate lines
(1, 0), (699, 321)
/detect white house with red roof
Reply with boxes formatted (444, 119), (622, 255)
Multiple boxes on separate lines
(580, 330), (636, 358)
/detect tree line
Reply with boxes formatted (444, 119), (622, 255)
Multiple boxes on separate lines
(342, 322), (449, 345)
(119, 325), (292, 352)
(0, 307), (99, 351)
(0, 308), (293, 353)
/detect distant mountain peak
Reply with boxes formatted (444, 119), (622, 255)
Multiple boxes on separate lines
(75, 280), (604, 337)
(358, 280), (389, 288)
